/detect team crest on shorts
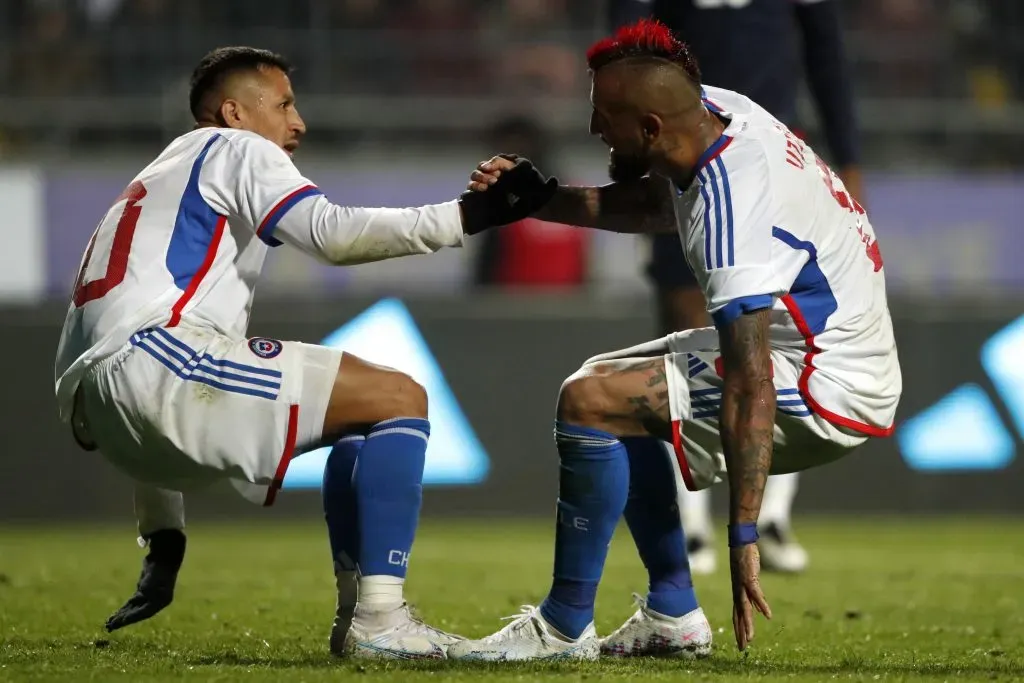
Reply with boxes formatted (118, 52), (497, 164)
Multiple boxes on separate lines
(248, 337), (283, 359)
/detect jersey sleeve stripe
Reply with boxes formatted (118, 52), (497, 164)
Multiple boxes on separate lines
(697, 173), (715, 269)
(705, 163), (726, 269)
(257, 185), (323, 246)
(715, 157), (735, 267)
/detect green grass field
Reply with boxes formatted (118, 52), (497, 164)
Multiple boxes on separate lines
(1, 518), (1022, 682)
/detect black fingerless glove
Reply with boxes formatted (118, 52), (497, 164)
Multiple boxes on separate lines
(459, 156), (559, 235)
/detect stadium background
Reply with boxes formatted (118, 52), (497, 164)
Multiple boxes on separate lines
(1, 0), (1023, 522)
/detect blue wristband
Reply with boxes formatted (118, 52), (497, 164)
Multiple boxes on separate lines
(728, 523), (759, 548)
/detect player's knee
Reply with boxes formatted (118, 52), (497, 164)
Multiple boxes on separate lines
(382, 370), (428, 419)
(556, 366), (614, 427)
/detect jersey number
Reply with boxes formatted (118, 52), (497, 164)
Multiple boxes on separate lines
(814, 156), (883, 270)
(72, 180), (147, 306)
(814, 155), (865, 216)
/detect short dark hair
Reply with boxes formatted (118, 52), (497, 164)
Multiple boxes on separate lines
(586, 18), (701, 85)
(188, 47), (292, 119)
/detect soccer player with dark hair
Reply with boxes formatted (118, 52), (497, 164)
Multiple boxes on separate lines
(55, 46), (548, 660)
(450, 19), (898, 660)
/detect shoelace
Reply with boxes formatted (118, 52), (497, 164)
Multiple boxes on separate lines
(475, 605), (540, 642)
(405, 605), (457, 640)
(614, 593), (649, 629)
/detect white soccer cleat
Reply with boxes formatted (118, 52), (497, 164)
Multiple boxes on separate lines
(340, 603), (464, 660)
(687, 534), (718, 575)
(757, 522), (809, 573)
(601, 595), (712, 659)
(447, 605), (599, 662)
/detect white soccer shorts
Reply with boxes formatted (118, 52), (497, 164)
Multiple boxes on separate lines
(74, 324), (341, 506)
(632, 327), (866, 492)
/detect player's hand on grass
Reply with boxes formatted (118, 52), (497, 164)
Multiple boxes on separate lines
(458, 154), (558, 234)
(729, 543), (772, 652)
(105, 529), (186, 632)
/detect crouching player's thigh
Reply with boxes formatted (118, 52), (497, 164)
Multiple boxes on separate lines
(77, 326), (426, 504)
(663, 346), (870, 492)
(556, 354), (676, 442)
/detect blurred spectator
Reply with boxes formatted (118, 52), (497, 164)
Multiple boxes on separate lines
(847, 0), (948, 99)
(392, 0), (484, 95)
(4, 2), (96, 96)
(474, 116), (590, 289)
(317, 0), (401, 94)
(102, 0), (185, 94)
(0, 0), (1019, 166)
(484, 0), (582, 96)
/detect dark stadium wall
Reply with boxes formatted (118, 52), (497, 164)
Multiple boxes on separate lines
(2, 297), (1022, 524)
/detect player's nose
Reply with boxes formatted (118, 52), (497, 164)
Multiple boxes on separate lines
(291, 111), (307, 137)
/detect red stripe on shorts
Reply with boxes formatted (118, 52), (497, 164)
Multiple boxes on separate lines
(670, 419), (697, 492)
(263, 404), (300, 507)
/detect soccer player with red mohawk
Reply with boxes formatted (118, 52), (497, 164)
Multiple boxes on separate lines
(450, 19), (901, 661)
(612, 0), (864, 580)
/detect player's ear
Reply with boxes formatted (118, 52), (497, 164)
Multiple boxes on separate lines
(218, 99), (244, 129)
(640, 113), (663, 142)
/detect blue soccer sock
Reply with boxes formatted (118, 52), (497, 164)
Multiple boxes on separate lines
(620, 437), (699, 618)
(323, 435), (364, 574)
(354, 418), (429, 586)
(540, 421), (630, 640)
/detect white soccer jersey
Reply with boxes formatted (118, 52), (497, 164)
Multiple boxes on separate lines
(670, 85), (901, 436)
(55, 128), (464, 422)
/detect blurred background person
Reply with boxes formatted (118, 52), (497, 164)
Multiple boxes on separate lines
(607, 0), (864, 575)
(474, 115), (590, 289)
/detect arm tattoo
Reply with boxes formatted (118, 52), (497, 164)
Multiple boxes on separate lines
(534, 178), (676, 234)
(718, 309), (776, 525)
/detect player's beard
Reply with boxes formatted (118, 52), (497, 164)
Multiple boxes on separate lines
(608, 149), (651, 183)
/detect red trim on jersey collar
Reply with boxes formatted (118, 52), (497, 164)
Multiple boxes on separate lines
(693, 133), (734, 178)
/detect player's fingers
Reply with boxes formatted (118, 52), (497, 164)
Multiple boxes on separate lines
(732, 606), (747, 651)
(467, 181), (490, 193)
(479, 156), (515, 173)
(741, 593), (755, 645)
(750, 585), (772, 619)
(470, 170), (499, 185)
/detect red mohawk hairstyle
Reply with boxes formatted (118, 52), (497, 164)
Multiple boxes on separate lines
(586, 18), (701, 84)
